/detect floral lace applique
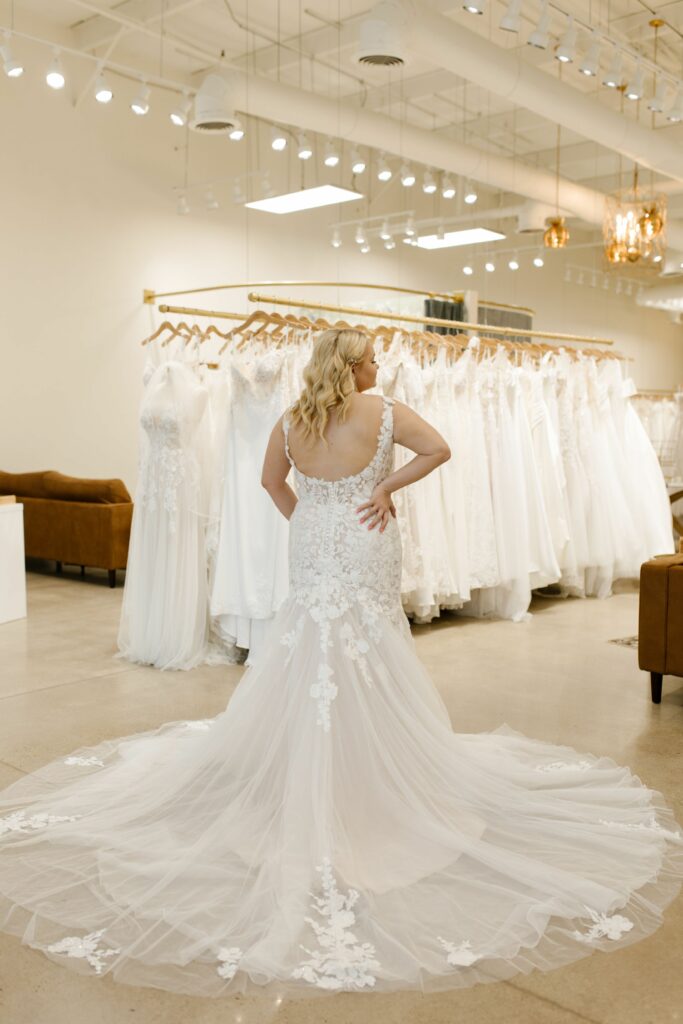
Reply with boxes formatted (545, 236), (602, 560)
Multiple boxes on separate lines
(216, 946), (243, 980)
(64, 755), (105, 768)
(45, 929), (121, 974)
(0, 810), (81, 836)
(310, 664), (338, 733)
(340, 622), (372, 686)
(572, 907), (634, 943)
(599, 814), (683, 841)
(182, 719), (214, 731)
(280, 615), (305, 662)
(534, 760), (592, 773)
(292, 858), (380, 990)
(438, 937), (482, 966)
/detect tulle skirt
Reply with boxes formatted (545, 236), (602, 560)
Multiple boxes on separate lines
(0, 597), (681, 999)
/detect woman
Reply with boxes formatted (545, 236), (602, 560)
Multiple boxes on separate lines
(0, 329), (681, 1000)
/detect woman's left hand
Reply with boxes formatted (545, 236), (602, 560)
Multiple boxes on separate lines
(356, 485), (396, 533)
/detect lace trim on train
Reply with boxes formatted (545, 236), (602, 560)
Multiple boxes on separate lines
(571, 908), (634, 943)
(292, 858), (380, 990)
(44, 929), (121, 974)
(0, 810), (82, 836)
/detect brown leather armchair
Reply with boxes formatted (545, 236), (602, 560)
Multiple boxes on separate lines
(0, 470), (133, 587)
(638, 554), (683, 703)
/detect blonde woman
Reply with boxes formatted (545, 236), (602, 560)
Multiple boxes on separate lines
(0, 329), (680, 999)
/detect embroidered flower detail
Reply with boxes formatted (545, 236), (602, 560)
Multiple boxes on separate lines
(438, 937), (481, 966)
(216, 946), (243, 980)
(64, 755), (105, 768)
(292, 858), (380, 991)
(310, 664), (338, 733)
(599, 815), (683, 841)
(280, 616), (305, 662)
(45, 929), (121, 974)
(340, 623), (372, 685)
(572, 907), (634, 943)
(0, 810), (81, 836)
(182, 719), (214, 731)
(534, 760), (592, 773)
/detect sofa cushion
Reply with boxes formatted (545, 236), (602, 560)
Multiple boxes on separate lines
(0, 470), (131, 505)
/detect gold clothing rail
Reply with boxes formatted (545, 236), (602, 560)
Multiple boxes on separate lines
(246, 293), (615, 346)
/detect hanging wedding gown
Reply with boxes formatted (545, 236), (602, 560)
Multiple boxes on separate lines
(3, 396), (681, 1000)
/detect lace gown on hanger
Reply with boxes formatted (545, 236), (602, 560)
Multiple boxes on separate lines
(0, 397), (681, 999)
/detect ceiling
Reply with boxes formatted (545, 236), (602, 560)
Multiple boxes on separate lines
(5, 0), (683, 271)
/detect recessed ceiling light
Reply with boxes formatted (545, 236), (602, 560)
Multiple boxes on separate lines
(415, 227), (505, 249)
(245, 184), (363, 214)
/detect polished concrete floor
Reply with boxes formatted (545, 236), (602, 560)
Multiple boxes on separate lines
(0, 565), (681, 1024)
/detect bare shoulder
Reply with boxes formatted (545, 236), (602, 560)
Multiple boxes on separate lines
(347, 392), (384, 422)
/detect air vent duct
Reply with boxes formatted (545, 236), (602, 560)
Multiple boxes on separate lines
(357, 1), (408, 67)
(190, 73), (239, 134)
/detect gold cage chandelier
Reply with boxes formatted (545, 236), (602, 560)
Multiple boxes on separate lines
(603, 167), (666, 267)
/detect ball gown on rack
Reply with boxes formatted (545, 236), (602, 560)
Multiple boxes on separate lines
(0, 396), (681, 999)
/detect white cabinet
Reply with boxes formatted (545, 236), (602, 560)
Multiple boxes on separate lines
(0, 503), (27, 624)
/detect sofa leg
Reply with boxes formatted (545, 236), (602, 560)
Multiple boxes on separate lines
(108, 569), (116, 589)
(80, 565), (85, 577)
(56, 560), (62, 575)
(650, 672), (663, 704)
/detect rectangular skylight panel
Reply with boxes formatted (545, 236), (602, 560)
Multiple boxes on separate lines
(245, 185), (363, 214)
(415, 228), (506, 249)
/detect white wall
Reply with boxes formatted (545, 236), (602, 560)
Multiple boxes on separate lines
(1, 50), (682, 493)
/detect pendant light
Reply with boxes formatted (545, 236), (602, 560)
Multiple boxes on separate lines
(527, 0), (551, 50)
(602, 48), (623, 88)
(500, 0), (522, 33)
(579, 32), (600, 77)
(555, 16), (577, 64)
(626, 62), (645, 101)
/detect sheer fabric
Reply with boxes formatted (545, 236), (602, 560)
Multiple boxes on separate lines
(0, 396), (681, 999)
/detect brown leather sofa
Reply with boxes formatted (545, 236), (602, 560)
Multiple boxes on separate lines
(0, 470), (133, 587)
(638, 553), (683, 704)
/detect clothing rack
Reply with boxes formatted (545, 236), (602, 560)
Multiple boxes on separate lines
(245, 293), (615, 347)
(145, 281), (535, 317)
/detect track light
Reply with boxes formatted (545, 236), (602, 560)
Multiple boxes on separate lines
(355, 224), (366, 244)
(422, 169), (437, 194)
(648, 78), (667, 114)
(331, 228), (342, 248)
(377, 154), (392, 181)
(500, 0), (522, 33)
(463, 0), (485, 14)
(404, 215), (416, 237)
(1, 37), (23, 78)
(360, 242), (371, 254)
(463, 265), (474, 275)
(579, 32), (600, 76)
(602, 48), (623, 88)
(131, 82), (150, 115)
(533, 253), (545, 267)
(626, 62), (644, 101)
(94, 70), (113, 104)
(527, 0), (551, 50)
(464, 182), (478, 204)
(170, 93), (191, 126)
(667, 86), (683, 122)
(400, 163), (416, 187)
(384, 236), (396, 250)
(555, 16), (576, 63)
(351, 148), (366, 174)
(508, 254), (520, 270)
(485, 260), (495, 272)
(324, 139), (340, 167)
(380, 220), (392, 240)
(441, 175), (456, 199)
(177, 194), (190, 216)
(228, 120), (245, 140)
(271, 125), (287, 150)
(297, 133), (313, 160)
(46, 50), (65, 90)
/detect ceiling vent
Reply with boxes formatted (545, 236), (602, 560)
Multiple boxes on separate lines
(357, 1), (408, 67)
(190, 74), (239, 134)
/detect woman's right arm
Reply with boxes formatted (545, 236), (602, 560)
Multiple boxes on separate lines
(357, 401), (451, 530)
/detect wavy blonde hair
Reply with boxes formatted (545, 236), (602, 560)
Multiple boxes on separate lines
(289, 328), (368, 444)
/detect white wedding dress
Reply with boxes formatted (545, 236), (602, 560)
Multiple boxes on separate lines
(0, 396), (682, 999)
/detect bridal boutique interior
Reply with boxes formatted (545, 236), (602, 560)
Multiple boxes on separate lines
(1, 0), (683, 1021)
